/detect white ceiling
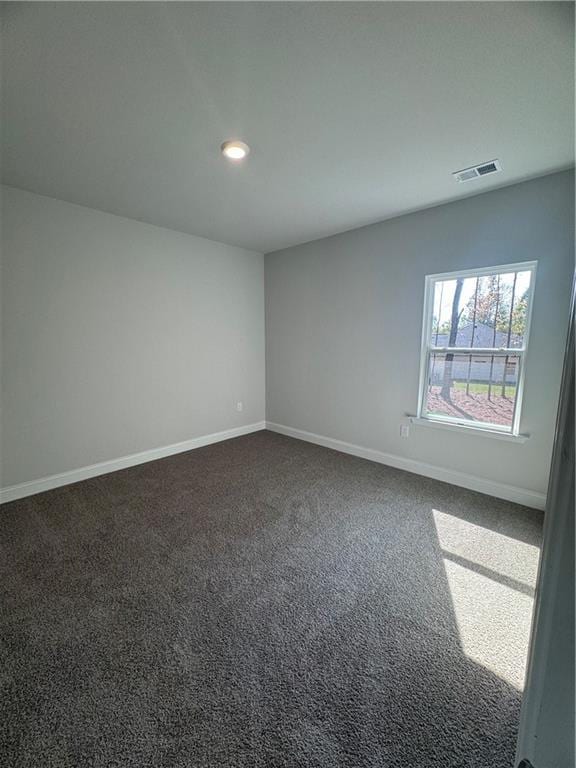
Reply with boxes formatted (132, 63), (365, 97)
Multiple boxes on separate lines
(2, 2), (573, 253)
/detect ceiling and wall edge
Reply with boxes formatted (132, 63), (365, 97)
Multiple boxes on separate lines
(3, 165), (573, 257)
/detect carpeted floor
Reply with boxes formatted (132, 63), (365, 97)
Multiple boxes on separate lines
(0, 430), (542, 767)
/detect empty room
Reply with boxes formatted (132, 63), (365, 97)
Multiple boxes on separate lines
(1, 3), (574, 767)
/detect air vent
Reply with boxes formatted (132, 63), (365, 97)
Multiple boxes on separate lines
(453, 159), (502, 183)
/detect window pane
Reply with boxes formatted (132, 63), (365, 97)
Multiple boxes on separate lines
(430, 269), (533, 349)
(425, 352), (520, 429)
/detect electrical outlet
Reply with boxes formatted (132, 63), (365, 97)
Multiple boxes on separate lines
(236, 401), (243, 412)
(400, 424), (410, 438)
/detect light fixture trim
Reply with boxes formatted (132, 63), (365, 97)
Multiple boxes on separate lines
(221, 140), (250, 161)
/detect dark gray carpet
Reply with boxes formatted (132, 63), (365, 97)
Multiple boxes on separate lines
(0, 430), (542, 767)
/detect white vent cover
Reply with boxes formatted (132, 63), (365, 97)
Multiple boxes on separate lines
(453, 159), (502, 183)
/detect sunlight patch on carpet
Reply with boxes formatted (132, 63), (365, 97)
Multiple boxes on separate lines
(433, 508), (540, 689)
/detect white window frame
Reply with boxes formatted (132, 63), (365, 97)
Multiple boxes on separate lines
(416, 261), (537, 437)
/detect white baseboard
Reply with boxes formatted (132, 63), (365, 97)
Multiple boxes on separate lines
(266, 421), (546, 510)
(2, 419), (546, 510)
(0, 421), (266, 505)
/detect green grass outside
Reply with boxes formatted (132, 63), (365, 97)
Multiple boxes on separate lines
(451, 381), (517, 396)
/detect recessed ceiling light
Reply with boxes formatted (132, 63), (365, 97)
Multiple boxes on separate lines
(221, 140), (250, 161)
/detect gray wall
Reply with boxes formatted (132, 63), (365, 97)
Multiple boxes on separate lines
(517, 291), (574, 768)
(1, 186), (265, 487)
(265, 171), (574, 497)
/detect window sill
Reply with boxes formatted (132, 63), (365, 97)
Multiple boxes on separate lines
(409, 416), (530, 443)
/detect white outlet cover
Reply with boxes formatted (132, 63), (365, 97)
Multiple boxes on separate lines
(236, 402), (243, 412)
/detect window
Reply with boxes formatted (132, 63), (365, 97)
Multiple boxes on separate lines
(417, 261), (536, 435)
